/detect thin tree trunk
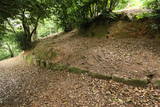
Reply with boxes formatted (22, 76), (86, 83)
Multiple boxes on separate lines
(21, 11), (40, 50)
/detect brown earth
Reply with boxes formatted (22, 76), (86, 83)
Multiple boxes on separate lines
(0, 56), (160, 107)
(31, 21), (160, 82)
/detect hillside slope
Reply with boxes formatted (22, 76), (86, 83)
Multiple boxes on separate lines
(27, 20), (160, 84)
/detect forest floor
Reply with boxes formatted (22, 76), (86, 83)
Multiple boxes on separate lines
(1, 12), (160, 106)
(0, 56), (160, 107)
(32, 20), (160, 84)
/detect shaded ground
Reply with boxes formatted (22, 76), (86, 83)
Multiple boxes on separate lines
(32, 22), (160, 81)
(0, 57), (160, 107)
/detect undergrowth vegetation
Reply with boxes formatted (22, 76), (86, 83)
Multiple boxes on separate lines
(52, 0), (121, 32)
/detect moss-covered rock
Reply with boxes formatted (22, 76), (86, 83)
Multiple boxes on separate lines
(112, 76), (148, 87)
(112, 76), (126, 83)
(68, 67), (89, 74)
(88, 72), (112, 80)
(124, 79), (148, 87)
(23, 55), (150, 88)
(153, 80), (160, 88)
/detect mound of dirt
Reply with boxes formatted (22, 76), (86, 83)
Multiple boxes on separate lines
(28, 20), (160, 83)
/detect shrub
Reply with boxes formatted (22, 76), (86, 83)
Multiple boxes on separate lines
(0, 50), (10, 61)
(79, 12), (118, 34)
(53, 0), (121, 31)
(15, 31), (30, 50)
(144, 0), (160, 10)
(115, 0), (129, 10)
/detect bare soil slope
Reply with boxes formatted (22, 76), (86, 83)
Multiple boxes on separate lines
(31, 20), (160, 82)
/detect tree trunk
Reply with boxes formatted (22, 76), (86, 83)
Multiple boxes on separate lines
(21, 11), (39, 50)
(25, 34), (32, 50)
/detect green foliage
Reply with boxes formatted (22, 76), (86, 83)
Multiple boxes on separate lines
(0, 0), (19, 26)
(135, 11), (160, 20)
(1, 0), (160, 61)
(0, 33), (21, 60)
(143, 0), (160, 18)
(0, 53), (10, 61)
(0, 0), (54, 50)
(0, 0), (130, 60)
(144, 0), (160, 9)
(141, 0), (160, 34)
(52, 0), (121, 31)
(17, 0), (54, 49)
(37, 19), (62, 38)
(15, 31), (29, 50)
(115, 0), (129, 10)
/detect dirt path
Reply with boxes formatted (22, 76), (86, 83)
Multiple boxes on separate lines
(0, 56), (160, 107)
